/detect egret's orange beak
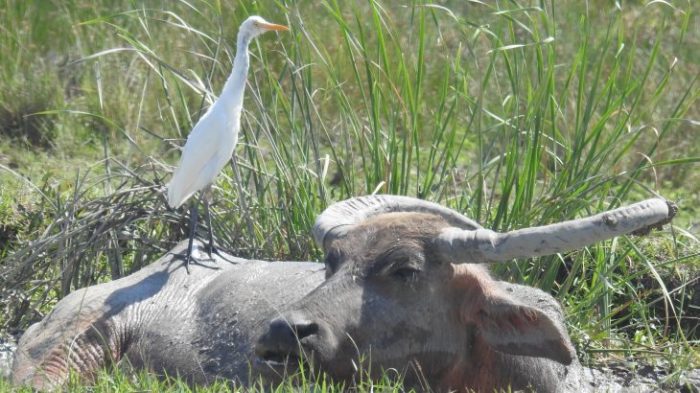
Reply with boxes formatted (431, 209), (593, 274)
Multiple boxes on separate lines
(261, 22), (289, 32)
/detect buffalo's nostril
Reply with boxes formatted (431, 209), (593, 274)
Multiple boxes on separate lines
(294, 322), (319, 340)
(256, 315), (319, 364)
(268, 317), (296, 343)
(268, 316), (319, 342)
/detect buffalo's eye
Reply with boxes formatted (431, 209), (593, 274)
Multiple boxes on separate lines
(391, 266), (420, 283)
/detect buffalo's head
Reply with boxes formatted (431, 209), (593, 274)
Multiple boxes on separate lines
(254, 195), (674, 391)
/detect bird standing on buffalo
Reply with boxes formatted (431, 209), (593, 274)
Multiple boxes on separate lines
(167, 16), (288, 270)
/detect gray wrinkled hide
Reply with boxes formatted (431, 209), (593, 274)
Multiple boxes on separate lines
(11, 241), (324, 389)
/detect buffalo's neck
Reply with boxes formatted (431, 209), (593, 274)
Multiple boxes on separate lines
(438, 333), (564, 393)
(438, 332), (499, 393)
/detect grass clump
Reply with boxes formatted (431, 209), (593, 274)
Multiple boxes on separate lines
(0, 364), (414, 393)
(0, 0), (698, 390)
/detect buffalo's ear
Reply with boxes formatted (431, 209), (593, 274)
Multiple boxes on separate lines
(475, 294), (576, 364)
(467, 289), (576, 365)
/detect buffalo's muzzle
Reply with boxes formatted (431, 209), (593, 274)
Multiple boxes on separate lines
(255, 312), (319, 374)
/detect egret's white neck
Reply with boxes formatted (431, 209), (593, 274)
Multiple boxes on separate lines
(216, 33), (253, 114)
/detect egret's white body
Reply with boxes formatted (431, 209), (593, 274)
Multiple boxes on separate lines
(167, 16), (288, 209)
(167, 91), (241, 208)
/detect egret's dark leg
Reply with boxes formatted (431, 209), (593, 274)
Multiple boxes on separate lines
(201, 187), (236, 263)
(184, 199), (199, 270)
(170, 198), (200, 273)
(203, 191), (216, 259)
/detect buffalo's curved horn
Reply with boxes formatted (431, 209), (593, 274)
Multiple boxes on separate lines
(313, 195), (482, 249)
(436, 198), (677, 263)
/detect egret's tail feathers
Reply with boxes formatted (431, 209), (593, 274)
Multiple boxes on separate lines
(166, 180), (194, 209)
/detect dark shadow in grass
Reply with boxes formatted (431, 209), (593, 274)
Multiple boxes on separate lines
(0, 106), (56, 150)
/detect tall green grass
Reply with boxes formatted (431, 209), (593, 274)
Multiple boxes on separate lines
(1, 366), (413, 393)
(0, 0), (698, 387)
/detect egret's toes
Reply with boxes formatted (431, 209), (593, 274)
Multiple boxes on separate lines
(169, 251), (197, 274)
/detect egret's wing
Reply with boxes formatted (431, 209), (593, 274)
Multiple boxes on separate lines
(166, 109), (238, 208)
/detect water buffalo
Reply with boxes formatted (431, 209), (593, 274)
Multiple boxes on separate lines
(10, 195), (675, 392)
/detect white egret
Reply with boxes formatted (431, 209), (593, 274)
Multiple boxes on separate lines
(167, 16), (288, 269)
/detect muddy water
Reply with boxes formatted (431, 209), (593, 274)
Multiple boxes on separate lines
(582, 363), (700, 393)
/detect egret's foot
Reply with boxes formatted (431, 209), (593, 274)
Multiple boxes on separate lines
(169, 250), (198, 274)
(168, 240), (200, 273)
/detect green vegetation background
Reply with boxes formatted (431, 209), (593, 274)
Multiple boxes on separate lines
(0, 0), (698, 390)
